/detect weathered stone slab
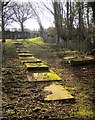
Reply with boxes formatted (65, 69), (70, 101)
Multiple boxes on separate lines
(44, 83), (74, 101)
(64, 56), (76, 60)
(16, 50), (30, 53)
(26, 70), (62, 81)
(19, 56), (37, 60)
(16, 47), (26, 51)
(64, 55), (95, 66)
(18, 53), (33, 57)
(20, 58), (42, 63)
(13, 42), (22, 45)
(25, 63), (49, 71)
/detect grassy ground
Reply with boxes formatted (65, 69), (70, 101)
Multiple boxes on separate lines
(2, 38), (95, 119)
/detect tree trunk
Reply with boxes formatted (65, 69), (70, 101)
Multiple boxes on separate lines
(79, 3), (84, 38)
(70, 2), (74, 39)
(67, 1), (69, 32)
(21, 23), (24, 39)
(87, 4), (90, 27)
(1, 3), (5, 43)
(53, 2), (63, 44)
(78, 3), (84, 51)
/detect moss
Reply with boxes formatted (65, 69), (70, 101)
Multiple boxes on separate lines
(19, 79), (28, 83)
(64, 50), (80, 55)
(19, 56), (35, 60)
(25, 62), (49, 71)
(44, 83), (74, 100)
(27, 70), (62, 81)
(3, 40), (16, 57)
(29, 37), (46, 45)
(33, 107), (41, 112)
(78, 109), (94, 118)
(18, 53), (33, 57)
(64, 54), (94, 66)
(16, 50), (30, 53)
(7, 108), (16, 115)
(21, 59), (42, 63)
(64, 56), (77, 60)
(44, 70), (62, 80)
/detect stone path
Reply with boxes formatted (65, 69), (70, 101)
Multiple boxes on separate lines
(13, 41), (74, 101)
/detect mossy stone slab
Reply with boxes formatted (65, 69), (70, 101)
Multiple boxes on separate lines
(18, 53), (33, 57)
(16, 50), (31, 53)
(44, 83), (74, 101)
(64, 56), (77, 60)
(19, 56), (37, 60)
(13, 42), (22, 45)
(16, 47), (26, 51)
(70, 59), (95, 66)
(25, 63), (49, 71)
(64, 55), (95, 66)
(27, 70), (62, 81)
(20, 58), (42, 63)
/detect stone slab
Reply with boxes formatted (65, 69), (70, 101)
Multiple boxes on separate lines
(16, 47), (26, 51)
(18, 53), (33, 57)
(44, 83), (74, 100)
(13, 42), (22, 45)
(20, 58), (42, 63)
(64, 55), (95, 66)
(16, 50), (31, 53)
(25, 62), (49, 71)
(19, 56), (37, 60)
(26, 70), (62, 81)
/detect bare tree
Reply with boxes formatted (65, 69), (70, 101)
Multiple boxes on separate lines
(89, 2), (95, 24)
(53, 1), (64, 44)
(1, 0), (11, 42)
(40, 0), (65, 44)
(11, 2), (34, 39)
(29, 2), (46, 39)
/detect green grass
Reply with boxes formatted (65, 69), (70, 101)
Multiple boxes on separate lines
(3, 40), (16, 57)
(78, 108), (94, 119)
(28, 37), (47, 45)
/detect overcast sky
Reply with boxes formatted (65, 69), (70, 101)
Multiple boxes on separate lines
(6, 0), (54, 31)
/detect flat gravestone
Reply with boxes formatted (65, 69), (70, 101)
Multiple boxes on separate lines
(16, 47), (26, 51)
(25, 63), (49, 71)
(18, 53), (33, 57)
(20, 58), (42, 63)
(13, 42), (22, 45)
(44, 83), (74, 101)
(19, 56), (37, 60)
(64, 55), (95, 66)
(16, 50), (31, 53)
(26, 70), (62, 81)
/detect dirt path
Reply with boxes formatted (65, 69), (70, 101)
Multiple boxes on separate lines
(2, 40), (95, 119)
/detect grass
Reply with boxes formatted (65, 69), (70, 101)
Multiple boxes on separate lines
(3, 40), (17, 58)
(28, 37), (47, 45)
(78, 108), (94, 119)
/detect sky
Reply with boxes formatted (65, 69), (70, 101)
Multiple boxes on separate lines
(6, 0), (54, 31)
